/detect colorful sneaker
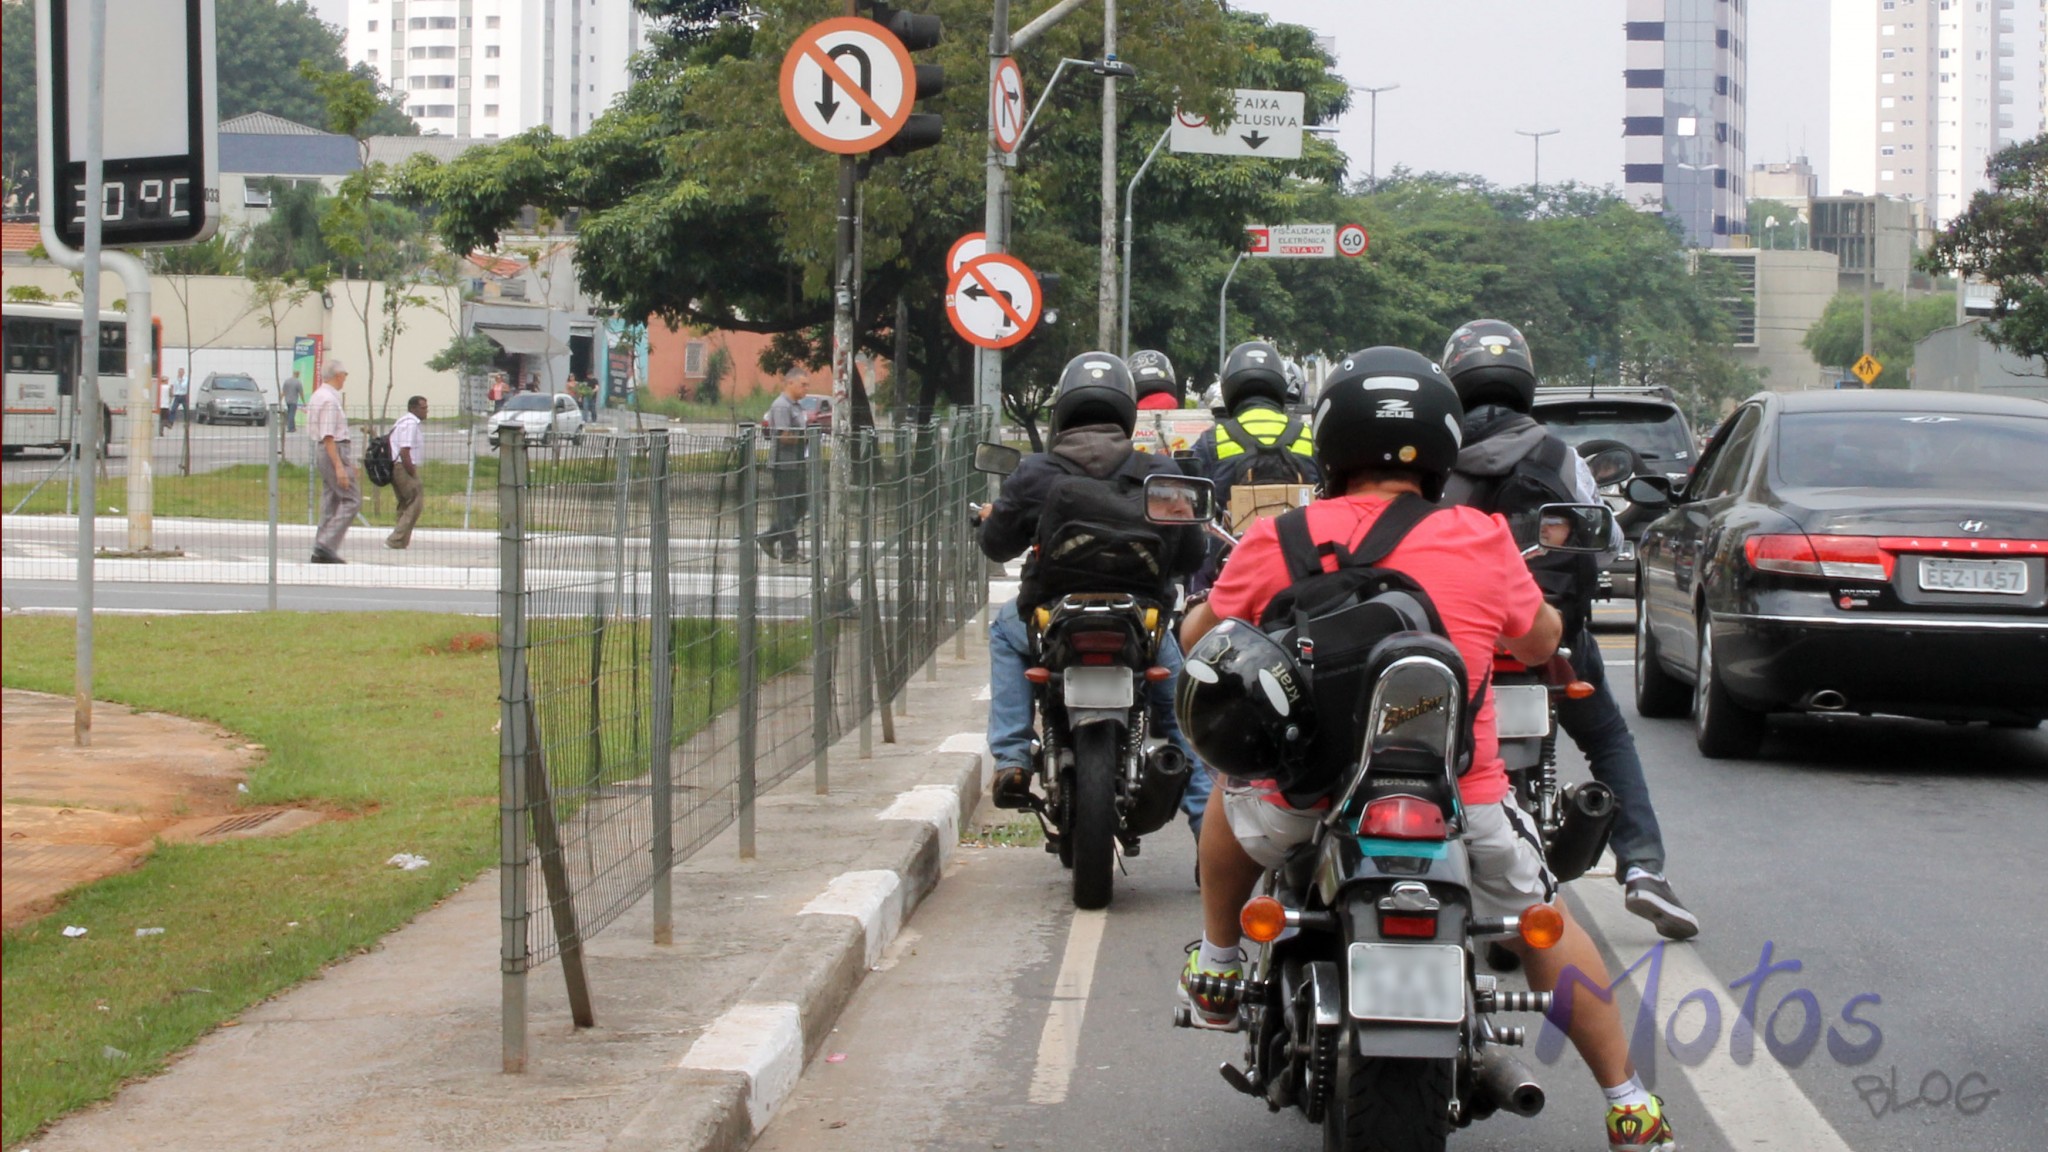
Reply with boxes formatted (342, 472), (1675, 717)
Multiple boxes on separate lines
(1607, 1095), (1677, 1150)
(1179, 942), (1242, 1031)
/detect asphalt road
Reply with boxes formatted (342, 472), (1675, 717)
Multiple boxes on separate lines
(755, 627), (2048, 1152)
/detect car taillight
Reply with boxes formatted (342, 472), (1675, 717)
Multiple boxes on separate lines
(1070, 630), (1126, 653)
(1360, 795), (1447, 841)
(1744, 533), (1894, 580)
(1379, 912), (1438, 939)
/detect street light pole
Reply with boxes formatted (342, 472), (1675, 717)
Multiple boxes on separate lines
(1516, 128), (1559, 197)
(1097, 0), (1119, 350)
(1354, 84), (1398, 189)
(1119, 123), (1171, 358)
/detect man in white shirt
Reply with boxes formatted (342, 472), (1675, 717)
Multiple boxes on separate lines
(386, 395), (427, 550)
(167, 368), (190, 427)
(307, 359), (358, 563)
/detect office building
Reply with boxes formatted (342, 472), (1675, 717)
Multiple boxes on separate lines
(1622, 0), (1751, 248)
(1750, 156), (1820, 205)
(344, 0), (655, 139)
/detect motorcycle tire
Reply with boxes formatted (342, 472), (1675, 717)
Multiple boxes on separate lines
(1322, 1045), (1451, 1152)
(1069, 724), (1118, 910)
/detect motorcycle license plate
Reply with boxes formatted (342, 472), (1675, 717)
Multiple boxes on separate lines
(1063, 667), (1134, 710)
(1346, 942), (1465, 1025)
(1493, 684), (1550, 740)
(1917, 558), (2027, 595)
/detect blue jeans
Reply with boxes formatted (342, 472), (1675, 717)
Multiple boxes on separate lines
(987, 599), (1201, 799)
(1554, 629), (1666, 878)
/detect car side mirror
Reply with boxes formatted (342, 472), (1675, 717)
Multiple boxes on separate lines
(973, 441), (1022, 476)
(1143, 474), (1214, 524)
(1624, 475), (1673, 508)
(1511, 502), (1614, 555)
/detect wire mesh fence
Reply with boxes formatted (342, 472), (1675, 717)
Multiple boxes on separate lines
(495, 415), (989, 1070)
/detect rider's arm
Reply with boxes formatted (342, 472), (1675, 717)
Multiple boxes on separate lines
(1179, 601), (1220, 651)
(1501, 601), (1564, 665)
(977, 458), (1048, 563)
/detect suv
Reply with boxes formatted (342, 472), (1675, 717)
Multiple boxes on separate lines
(196, 373), (269, 426)
(1531, 385), (1696, 598)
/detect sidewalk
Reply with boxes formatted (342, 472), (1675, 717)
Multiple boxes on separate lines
(24, 620), (998, 1152)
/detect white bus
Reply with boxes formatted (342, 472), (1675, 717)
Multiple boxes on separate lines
(1, 300), (160, 456)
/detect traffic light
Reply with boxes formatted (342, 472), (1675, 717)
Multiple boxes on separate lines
(867, 3), (942, 160)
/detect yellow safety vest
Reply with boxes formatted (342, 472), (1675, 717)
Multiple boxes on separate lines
(1214, 407), (1314, 460)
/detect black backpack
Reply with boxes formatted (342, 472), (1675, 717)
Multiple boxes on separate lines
(1021, 450), (1172, 610)
(362, 432), (395, 488)
(1218, 414), (1317, 487)
(1259, 495), (1480, 805)
(1442, 434), (1597, 635)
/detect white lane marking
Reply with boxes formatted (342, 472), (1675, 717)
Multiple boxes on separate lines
(1027, 908), (1110, 1105)
(678, 1001), (804, 1134)
(879, 784), (963, 867)
(799, 870), (905, 970)
(1570, 881), (1856, 1152)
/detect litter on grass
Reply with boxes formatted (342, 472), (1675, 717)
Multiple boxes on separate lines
(101, 1046), (128, 1061)
(62, 925), (87, 938)
(135, 927), (165, 937)
(387, 853), (431, 871)
(825, 1053), (848, 1063)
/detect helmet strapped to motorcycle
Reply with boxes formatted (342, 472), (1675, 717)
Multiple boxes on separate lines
(1175, 619), (1315, 786)
(1440, 319), (1538, 413)
(1050, 352), (1138, 435)
(1312, 347), (1465, 502)
(1220, 340), (1289, 410)
(1128, 349), (1179, 401)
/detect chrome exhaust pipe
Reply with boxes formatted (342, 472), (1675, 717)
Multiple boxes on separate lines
(1807, 689), (1848, 712)
(1472, 1048), (1546, 1117)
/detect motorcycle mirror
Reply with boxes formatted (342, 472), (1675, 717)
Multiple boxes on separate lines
(973, 441), (1022, 476)
(1624, 475), (1673, 508)
(1526, 503), (1615, 554)
(1143, 474), (1214, 525)
(1582, 447), (1636, 488)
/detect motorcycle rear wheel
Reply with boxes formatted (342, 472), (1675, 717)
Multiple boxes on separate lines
(1069, 724), (1118, 910)
(1322, 1044), (1451, 1152)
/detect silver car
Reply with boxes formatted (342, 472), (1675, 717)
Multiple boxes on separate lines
(196, 373), (269, 426)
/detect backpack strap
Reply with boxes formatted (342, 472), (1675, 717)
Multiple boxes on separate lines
(1351, 493), (1442, 565)
(1218, 416), (1261, 455)
(1272, 506), (1335, 582)
(1270, 415), (1305, 456)
(1220, 414), (1305, 457)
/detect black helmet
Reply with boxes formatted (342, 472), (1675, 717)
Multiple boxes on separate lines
(1220, 340), (1289, 410)
(1440, 319), (1538, 413)
(1128, 349), (1178, 401)
(1175, 619), (1314, 785)
(1312, 347), (1464, 501)
(1050, 352), (1137, 435)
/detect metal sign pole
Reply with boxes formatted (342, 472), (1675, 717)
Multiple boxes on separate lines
(72, 0), (108, 747)
(978, 0), (1011, 418)
(1119, 123), (1171, 358)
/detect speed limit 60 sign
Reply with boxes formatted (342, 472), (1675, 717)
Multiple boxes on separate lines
(1336, 223), (1369, 257)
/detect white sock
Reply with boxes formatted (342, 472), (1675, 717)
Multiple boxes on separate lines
(1602, 1072), (1652, 1110)
(1624, 866), (1663, 885)
(1199, 937), (1244, 971)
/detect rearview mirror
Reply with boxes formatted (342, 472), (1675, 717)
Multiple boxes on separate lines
(973, 441), (1022, 476)
(1624, 475), (1673, 509)
(1143, 474), (1214, 524)
(1526, 503), (1615, 554)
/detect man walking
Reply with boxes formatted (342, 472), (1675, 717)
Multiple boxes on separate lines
(758, 370), (809, 563)
(166, 368), (190, 426)
(387, 395), (427, 550)
(308, 359), (359, 564)
(280, 373), (304, 433)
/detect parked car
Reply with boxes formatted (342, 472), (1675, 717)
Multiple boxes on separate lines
(196, 373), (268, 426)
(1533, 385), (1698, 598)
(487, 391), (586, 446)
(799, 395), (833, 435)
(1633, 389), (2048, 758)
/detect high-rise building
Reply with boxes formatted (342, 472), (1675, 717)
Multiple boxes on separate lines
(344, 1), (654, 140)
(1827, 0), (2005, 224)
(1622, 0), (1751, 248)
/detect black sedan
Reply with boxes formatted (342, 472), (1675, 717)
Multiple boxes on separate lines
(1632, 389), (2048, 758)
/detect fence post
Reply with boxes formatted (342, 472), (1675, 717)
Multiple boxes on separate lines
(924, 423), (940, 684)
(498, 425), (532, 1073)
(648, 434), (674, 946)
(735, 426), (761, 860)
(857, 430), (875, 759)
(895, 424), (913, 716)
(267, 404), (281, 611)
(809, 429), (830, 794)
(464, 416), (478, 531)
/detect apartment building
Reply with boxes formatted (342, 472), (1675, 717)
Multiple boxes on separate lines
(343, 0), (654, 139)
(1621, 0), (1751, 248)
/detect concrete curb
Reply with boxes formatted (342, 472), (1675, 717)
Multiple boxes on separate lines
(607, 749), (984, 1152)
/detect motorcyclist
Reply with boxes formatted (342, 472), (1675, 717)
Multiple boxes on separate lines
(1439, 319), (1699, 941)
(1130, 349), (1183, 411)
(977, 352), (1205, 807)
(1174, 346), (1678, 1151)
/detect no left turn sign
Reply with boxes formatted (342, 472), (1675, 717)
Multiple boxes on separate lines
(991, 58), (1026, 154)
(947, 232), (988, 275)
(947, 253), (1042, 349)
(779, 17), (916, 154)
(1336, 223), (1369, 258)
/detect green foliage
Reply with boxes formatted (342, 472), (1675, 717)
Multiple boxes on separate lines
(427, 332), (502, 377)
(699, 346), (729, 404)
(1923, 133), (2048, 372)
(4, 284), (56, 303)
(243, 179), (340, 282)
(1801, 289), (1959, 387)
(146, 232), (245, 278)
(1746, 198), (1807, 250)
(1, 0), (33, 206)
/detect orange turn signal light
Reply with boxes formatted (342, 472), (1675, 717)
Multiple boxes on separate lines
(1241, 896), (1288, 944)
(1145, 666), (1173, 682)
(1519, 902), (1565, 950)
(1024, 666), (1052, 684)
(1565, 680), (1596, 700)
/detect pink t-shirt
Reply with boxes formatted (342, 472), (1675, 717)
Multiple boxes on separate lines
(1205, 494), (1546, 808)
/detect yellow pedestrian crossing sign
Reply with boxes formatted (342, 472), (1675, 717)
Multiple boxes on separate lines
(1852, 354), (1883, 386)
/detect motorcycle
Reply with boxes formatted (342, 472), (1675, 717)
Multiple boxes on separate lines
(973, 443), (1198, 910)
(1169, 501), (1616, 1151)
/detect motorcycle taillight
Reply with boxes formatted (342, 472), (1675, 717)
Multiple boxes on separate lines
(1070, 630), (1126, 654)
(1379, 912), (1438, 939)
(1360, 795), (1447, 841)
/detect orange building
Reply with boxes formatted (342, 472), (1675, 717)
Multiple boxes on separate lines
(645, 321), (835, 401)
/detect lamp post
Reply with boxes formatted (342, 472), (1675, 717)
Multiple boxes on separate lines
(1352, 83), (1399, 189)
(1515, 128), (1559, 196)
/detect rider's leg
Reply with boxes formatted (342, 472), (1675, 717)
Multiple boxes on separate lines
(1145, 630), (1212, 836)
(985, 600), (1036, 780)
(1509, 909), (1634, 1087)
(1198, 788), (1265, 948)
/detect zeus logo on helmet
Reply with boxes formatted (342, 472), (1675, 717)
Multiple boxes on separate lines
(1375, 397), (1416, 419)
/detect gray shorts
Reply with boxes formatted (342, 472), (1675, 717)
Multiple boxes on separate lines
(1221, 787), (1557, 919)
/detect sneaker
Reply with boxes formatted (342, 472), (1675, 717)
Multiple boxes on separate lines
(310, 549), (345, 565)
(1624, 871), (1701, 941)
(1607, 1095), (1677, 1150)
(1179, 943), (1242, 1030)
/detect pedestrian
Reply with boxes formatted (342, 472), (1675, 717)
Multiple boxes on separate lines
(488, 372), (509, 412)
(307, 359), (359, 564)
(523, 372), (539, 393)
(386, 394), (427, 550)
(167, 368), (190, 426)
(579, 373), (598, 421)
(156, 374), (171, 435)
(758, 369), (810, 563)
(280, 373), (304, 433)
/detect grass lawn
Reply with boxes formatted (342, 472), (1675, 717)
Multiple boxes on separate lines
(4, 459), (502, 531)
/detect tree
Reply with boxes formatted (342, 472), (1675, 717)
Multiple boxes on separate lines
(148, 234), (250, 388)
(1746, 198), (1806, 249)
(2, 0), (34, 212)
(247, 269), (312, 405)
(1923, 132), (2048, 374)
(427, 332), (501, 377)
(1801, 289), (1958, 387)
(698, 346), (729, 404)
